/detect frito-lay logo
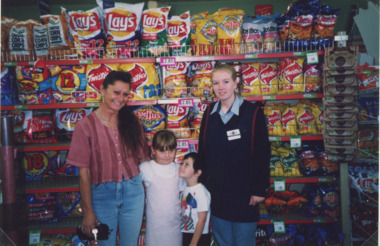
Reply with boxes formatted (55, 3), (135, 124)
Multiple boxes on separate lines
(298, 110), (314, 125)
(60, 110), (85, 125)
(128, 64), (148, 93)
(267, 111), (280, 126)
(284, 62), (302, 84)
(70, 13), (100, 32)
(107, 12), (137, 32)
(282, 109), (296, 126)
(87, 64), (113, 91)
(259, 65), (277, 85)
(167, 21), (188, 37)
(167, 104), (186, 116)
(142, 12), (166, 30)
(192, 62), (213, 71)
(201, 20), (217, 43)
(242, 65), (259, 85)
(220, 16), (241, 37)
(166, 62), (187, 72)
(135, 105), (165, 127)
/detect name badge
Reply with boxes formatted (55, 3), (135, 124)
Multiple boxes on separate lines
(227, 129), (241, 141)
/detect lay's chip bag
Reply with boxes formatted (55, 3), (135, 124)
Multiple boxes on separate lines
(85, 64), (119, 102)
(167, 11), (191, 56)
(189, 61), (215, 98)
(241, 63), (261, 96)
(162, 62), (190, 98)
(66, 6), (105, 58)
(16, 66), (55, 105)
(166, 104), (192, 139)
(133, 104), (166, 141)
(98, 0), (144, 58)
(140, 7), (171, 57)
(48, 65), (87, 103)
(120, 63), (160, 100)
(190, 12), (208, 55)
(55, 108), (93, 141)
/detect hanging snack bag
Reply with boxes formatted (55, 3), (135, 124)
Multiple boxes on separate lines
(140, 7), (171, 57)
(98, 0), (144, 58)
(166, 104), (192, 139)
(264, 103), (282, 136)
(242, 17), (263, 54)
(49, 65), (87, 103)
(195, 17), (218, 56)
(120, 63), (160, 100)
(40, 10), (76, 59)
(190, 12), (208, 54)
(189, 61), (215, 97)
(279, 58), (304, 94)
(55, 108), (93, 141)
(259, 62), (279, 95)
(167, 11), (191, 56)
(16, 65), (55, 105)
(288, 14), (313, 41)
(281, 104), (298, 136)
(277, 147), (302, 177)
(357, 63), (379, 91)
(9, 19), (40, 61)
(162, 62), (190, 98)
(241, 63), (261, 96)
(312, 6), (339, 40)
(33, 23), (49, 60)
(215, 9), (244, 55)
(191, 102), (209, 138)
(85, 63), (119, 102)
(133, 104), (166, 141)
(67, 6), (105, 59)
(296, 101), (318, 135)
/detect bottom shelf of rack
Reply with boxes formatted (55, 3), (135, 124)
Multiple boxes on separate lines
(28, 217), (82, 235)
(259, 213), (337, 225)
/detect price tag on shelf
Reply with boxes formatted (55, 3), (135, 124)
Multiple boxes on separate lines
(29, 230), (41, 245)
(15, 105), (27, 110)
(160, 57), (176, 66)
(274, 179), (286, 192)
(273, 221), (286, 234)
(201, 56), (214, 61)
(4, 62), (17, 67)
(263, 96), (275, 100)
(79, 60), (93, 65)
(303, 93), (317, 98)
(245, 54), (258, 59)
(290, 137), (301, 148)
(268, 136), (281, 141)
(177, 140), (189, 149)
(87, 102), (100, 108)
(306, 52), (319, 64)
(178, 98), (194, 107)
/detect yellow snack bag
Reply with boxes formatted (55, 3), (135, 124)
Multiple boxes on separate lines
(311, 102), (323, 134)
(215, 12), (244, 55)
(270, 149), (285, 176)
(189, 61), (215, 97)
(166, 104), (191, 139)
(259, 62), (279, 95)
(195, 18), (218, 56)
(119, 63), (159, 100)
(277, 147), (302, 177)
(241, 63), (261, 96)
(190, 12), (208, 54)
(279, 58), (304, 94)
(296, 102), (318, 135)
(162, 62), (190, 98)
(264, 103), (282, 136)
(281, 104), (298, 136)
(85, 64), (119, 102)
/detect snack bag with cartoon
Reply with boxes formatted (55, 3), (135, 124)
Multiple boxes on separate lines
(85, 63), (119, 102)
(264, 103), (282, 136)
(241, 63), (261, 96)
(133, 104), (166, 142)
(195, 18), (218, 56)
(242, 17), (263, 54)
(259, 62), (279, 95)
(167, 11), (191, 56)
(98, 0), (144, 58)
(49, 65), (87, 103)
(215, 9), (244, 55)
(279, 58), (304, 94)
(191, 102), (209, 138)
(140, 7), (171, 57)
(67, 6), (105, 58)
(41, 10), (76, 59)
(16, 65), (55, 105)
(189, 61), (215, 97)
(166, 104), (191, 139)
(190, 12), (208, 54)
(281, 104), (298, 136)
(55, 108), (93, 141)
(162, 62), (190, 98)
(119, 63), (160, 100)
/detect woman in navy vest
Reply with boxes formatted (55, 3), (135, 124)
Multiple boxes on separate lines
(198, 64), (271, 246)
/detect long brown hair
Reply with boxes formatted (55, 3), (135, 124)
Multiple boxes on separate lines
(102, 71), (146, 159)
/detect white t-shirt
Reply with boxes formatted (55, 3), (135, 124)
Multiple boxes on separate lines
(180, 183), (211, 234)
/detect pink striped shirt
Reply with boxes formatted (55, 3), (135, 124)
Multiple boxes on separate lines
(66, 112), (149, 184)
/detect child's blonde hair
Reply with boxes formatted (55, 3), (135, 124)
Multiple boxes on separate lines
(152, 130), (177, 151)
(211, 64), (237, 81)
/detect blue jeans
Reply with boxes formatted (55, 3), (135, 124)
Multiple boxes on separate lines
(211, 215), (257, 246)
(91, 174), (145, 246)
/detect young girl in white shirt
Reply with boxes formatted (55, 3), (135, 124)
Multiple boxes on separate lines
(140, 130), (185, 246)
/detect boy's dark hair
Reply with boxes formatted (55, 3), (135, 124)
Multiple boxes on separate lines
(152, 130), (177, 151)
(183, 152), (203, 174)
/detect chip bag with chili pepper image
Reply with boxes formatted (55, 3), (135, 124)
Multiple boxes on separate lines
(264, 195), (287, 215)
